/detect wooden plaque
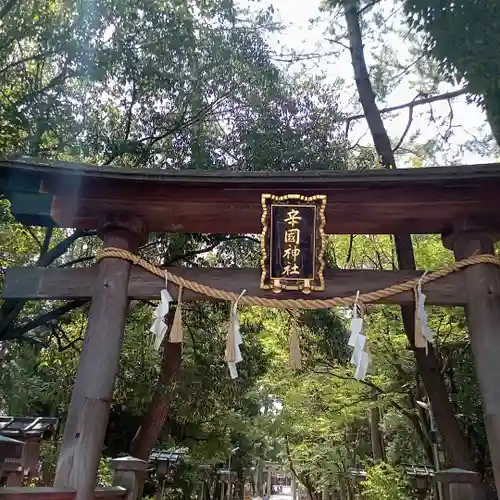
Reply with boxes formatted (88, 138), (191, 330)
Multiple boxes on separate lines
(260, 194), (326, 294)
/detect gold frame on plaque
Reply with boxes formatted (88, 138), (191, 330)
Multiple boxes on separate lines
(260, 193), (327, 294)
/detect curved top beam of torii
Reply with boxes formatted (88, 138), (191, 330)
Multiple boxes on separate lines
(2, 155), (500, 235)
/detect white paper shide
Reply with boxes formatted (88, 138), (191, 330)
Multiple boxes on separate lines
(347, 297), (370, 381)
(225, 301), (243, 379)
(415, 278), (435, 352)
(225, 290), (246, 379)
(150, 278), (173, 350)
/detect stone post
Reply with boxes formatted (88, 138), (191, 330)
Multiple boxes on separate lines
(110, 456), (149, 500)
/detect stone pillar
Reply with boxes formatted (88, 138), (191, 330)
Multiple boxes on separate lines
(266, 467), (271, 497)
(322, 485), (328, 500)
(435, 469), (483, 500)
(54, 215), (147, 500)
(338, 484), (347, 500)
(0, 436), (23, 482)
(4, 463), (23, 486)
(21, 437), (42, 480)
(110, 456), (149, 500)
(256, 459), (264, 497)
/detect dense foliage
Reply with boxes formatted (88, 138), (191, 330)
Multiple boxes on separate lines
(0, 0), (348, 169)
(362, 463), (410, 500)
(403, 0), (500, 145)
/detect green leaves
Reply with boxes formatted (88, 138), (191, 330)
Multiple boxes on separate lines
(362, 462), (411, 500)
(402, 0), (500, 145)
(0, 0), (347, 169)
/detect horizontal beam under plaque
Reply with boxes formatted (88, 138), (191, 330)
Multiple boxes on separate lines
(3, 266), (466, 305)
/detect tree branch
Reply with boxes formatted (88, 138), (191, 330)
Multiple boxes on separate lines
(270, 50), (341, 63)
(284, 437), (302, 485)
(314, 368), (411, 418)
(358, 0), (382, 16)
(324, 37), (350, 51)
(315, 366), (433, 460)
(392, 100), (414, 153)
(52, 324), (84, 353)
(37, 229), (96, 266)
(0, 0), (18, 19)
(24, 226), (42, 251)
(59, 255), (95, 268)
(164, 235), (258, 266)
(0, 50), (54, 76)
(341, 87), (469, 124)
(125, 79), (137, 142)
(0, 229), (96, 340)
(5, 300), (88, 340)
(41, 226), (53, 256)
(345, 235), (355, 267)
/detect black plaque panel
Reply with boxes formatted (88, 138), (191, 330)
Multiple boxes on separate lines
(269, 204), (316, 280)
(261, 194), (326, 294)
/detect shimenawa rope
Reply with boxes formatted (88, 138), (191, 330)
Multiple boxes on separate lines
(96, 247), (500, 310)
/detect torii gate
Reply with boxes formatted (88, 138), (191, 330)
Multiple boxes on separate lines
(2, 156), (500, 499)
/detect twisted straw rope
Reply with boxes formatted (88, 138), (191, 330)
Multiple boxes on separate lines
(96, 247), (500, 310)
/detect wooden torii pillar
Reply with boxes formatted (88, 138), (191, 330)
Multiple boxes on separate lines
(54, 215), (147, 500)
(443, 219), (500, 498)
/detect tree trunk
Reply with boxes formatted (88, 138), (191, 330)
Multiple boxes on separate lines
(130, 311), (182, 460)
(484, 92), (500, 147)
(341, 0), (474, 470)
(302, 476), (315, 500)
(412, 405), (435, 465)
(214, 480), (222, 500)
